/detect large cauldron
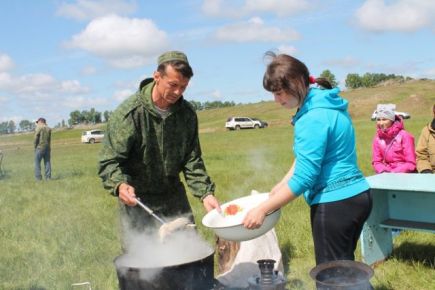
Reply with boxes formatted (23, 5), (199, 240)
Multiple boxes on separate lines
(114, 247), (214, 290)
(310, 260), (374, 290)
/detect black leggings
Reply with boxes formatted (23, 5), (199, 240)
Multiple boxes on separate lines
(310, 190), (372, 265)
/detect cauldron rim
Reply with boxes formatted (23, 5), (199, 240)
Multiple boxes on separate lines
(114, 247), (215, 270)
(309, 260), (374, 287)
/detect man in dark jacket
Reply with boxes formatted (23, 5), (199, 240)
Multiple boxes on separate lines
(98, 51), (220, 232)
(34, 117), (52, 180)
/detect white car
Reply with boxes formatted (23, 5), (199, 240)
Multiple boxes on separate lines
(371, 110), (410, 121)
(81, 129), (105, 144)
(225, 117), (264, 130)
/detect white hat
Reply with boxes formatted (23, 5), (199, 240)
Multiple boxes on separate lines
(376, 104), (395, 121)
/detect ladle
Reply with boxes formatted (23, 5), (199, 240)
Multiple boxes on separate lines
(135, 197), (166, 224)
(134, 198), (195, 240)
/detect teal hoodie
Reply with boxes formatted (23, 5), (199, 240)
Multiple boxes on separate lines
(288, 87), (369, 205)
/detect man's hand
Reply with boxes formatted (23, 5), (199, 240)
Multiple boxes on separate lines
(202, 194), (221, 213)
(118, 183), (137, 206)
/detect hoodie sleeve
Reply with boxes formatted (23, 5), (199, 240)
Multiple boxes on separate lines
(288, 114), (327, 195)
(390, 131), (416, 173)
(34, 126), (41, 149)
(372, 136), (390, 173)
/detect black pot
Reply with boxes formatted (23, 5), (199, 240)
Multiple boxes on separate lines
(114, 249), (215, 290)
(309, 260), (374, 290)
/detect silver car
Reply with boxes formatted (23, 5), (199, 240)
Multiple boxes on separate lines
(81, 130), (105, 144)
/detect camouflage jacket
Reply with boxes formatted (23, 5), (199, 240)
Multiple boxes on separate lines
(34, 124), (51, 150)
(98, 78), (215, 215)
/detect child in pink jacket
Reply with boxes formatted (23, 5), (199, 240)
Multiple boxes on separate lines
(372, 104), (416, 173)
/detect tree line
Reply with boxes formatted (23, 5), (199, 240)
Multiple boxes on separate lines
(344, 73), (412, 89)
(0, 73), (420, 135)
(0, 101), (237, 134)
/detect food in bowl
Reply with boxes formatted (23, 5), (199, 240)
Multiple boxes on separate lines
(202, 193), (281, 241)
(224, 204), (243, 216)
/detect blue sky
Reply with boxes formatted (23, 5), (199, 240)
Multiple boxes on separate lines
(1, 0), (434, 126)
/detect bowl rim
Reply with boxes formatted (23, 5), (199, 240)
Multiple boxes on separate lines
(202, 208), (280, 229)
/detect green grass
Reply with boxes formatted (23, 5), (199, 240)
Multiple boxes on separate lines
(1, 80), (434, 289)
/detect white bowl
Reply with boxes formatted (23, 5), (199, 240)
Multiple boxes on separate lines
(201, 193), (281, 241)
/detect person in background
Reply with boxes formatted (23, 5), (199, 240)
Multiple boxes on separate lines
(416, 104), (435, 173)
(242, 52), (372, 266)
(98, 51), (220, 237)
(34, 117), (52, 180)
(371, 104), (416, 173)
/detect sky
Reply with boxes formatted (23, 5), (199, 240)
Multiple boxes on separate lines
(1, 0), (434, 126)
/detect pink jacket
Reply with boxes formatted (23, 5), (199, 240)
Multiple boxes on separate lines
(372, 117), (416, 173)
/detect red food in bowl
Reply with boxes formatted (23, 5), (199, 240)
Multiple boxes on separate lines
(224, 204), (242, 216)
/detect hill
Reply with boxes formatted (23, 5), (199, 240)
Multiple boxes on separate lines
(196, 79), (435, 132)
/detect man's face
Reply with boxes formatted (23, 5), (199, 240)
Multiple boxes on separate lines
(153, 65), (190, 106)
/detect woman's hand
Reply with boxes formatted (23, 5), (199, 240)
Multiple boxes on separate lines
(243, 206), (267, 229)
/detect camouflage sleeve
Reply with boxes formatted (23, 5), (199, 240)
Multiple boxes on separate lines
(34, 127), (41, 148)
(182, 118), (215, 200)
(98, 111), (137, 196)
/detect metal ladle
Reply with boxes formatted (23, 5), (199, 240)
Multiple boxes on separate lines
(135, 198), (166, 224)
(134, 198), (195, 240)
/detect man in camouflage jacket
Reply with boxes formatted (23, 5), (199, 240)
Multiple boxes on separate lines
(98, 51), (220, 231)
(34, 117), (52, 180)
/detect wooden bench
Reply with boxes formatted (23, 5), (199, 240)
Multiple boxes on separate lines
(361, 173), (435, 265)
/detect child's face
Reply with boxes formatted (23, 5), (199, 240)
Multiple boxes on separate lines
(376, 118), (393, 130)
(273, 90), (298, 109)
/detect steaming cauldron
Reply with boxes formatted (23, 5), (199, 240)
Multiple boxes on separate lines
(114, 248), (215, 290)
(310, 260), (374, 290)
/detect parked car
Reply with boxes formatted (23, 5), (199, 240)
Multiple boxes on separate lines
(370, 110), (410, 121)
(225, 117), (267, 130)
(251, 118), (268, 128)
(81, 129), (105, 144)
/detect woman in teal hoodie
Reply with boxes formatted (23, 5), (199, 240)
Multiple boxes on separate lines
(243, 52), (372, 265)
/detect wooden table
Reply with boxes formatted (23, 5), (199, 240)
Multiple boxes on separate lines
(361, 173), (435, 265)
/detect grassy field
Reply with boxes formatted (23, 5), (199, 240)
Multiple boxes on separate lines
(1, 81), (434, 289)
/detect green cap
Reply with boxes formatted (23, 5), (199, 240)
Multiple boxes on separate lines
(157, 51), (189, 65)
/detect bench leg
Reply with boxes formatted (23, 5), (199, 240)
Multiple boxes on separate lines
(361, 223), (393, 265)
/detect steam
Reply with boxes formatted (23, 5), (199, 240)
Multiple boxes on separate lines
(226, 148), (275, 199)
(115, 215), (213, 281)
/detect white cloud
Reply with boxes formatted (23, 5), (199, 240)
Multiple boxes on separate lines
(66, 15), (169, 68)
(0, 72), (12, 87)
(62, 96), (108, 109)
(113, 89), (134, 102)
(0, 71), (92, 124)
(202, 0), (240, 18)
(202, 0), (311, 18)
(56, 0), (136, 21)
(0, 72), (89, 100)
(210, 89), (223, 100)
(0, 95), (7, 102)
(277, 45), (297, 56)
(81, 65), (97, 76)
(244, 0), (311, 17)
(214, 17), (300, 42)
(0, 53), (14, 72)
(355, 0), (435, 32)
(424, 67), (435, 78)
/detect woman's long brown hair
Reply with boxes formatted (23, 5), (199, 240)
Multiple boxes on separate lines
(263, 51), (332, 105)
